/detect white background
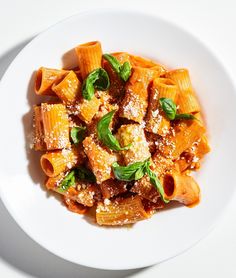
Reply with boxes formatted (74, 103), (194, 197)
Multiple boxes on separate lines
(0, 0), (236, 277)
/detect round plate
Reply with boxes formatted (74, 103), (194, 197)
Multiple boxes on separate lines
(0, 9), (236, 270)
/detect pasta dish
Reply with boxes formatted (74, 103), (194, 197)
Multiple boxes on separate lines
(32, 41), (210, 226)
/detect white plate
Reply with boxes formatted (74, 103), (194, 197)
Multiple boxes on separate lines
(0, 9), (236, 270)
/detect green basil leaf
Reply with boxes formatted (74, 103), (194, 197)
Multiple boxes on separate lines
(93, 68), (110, 90)
(58, 170), (76, 192)
(70, 126), (86, 144)
(159, 98), (197, 122)
(97, 110), (131, 151)
(103, 54), (131, 82)
(103, 54), (121, 74)
(159, 97), (177, 120)
(174, 113), (196, 120)
(82, 68), (110, 100)
(134, 163), (147, 180)
(113, 159), (169, 203)
(82, 71), (97, 100)
(112, 160), (148, 181)
(120, 61), (131, 82)
(145, 162), (169, 203)
(76, 166), (96, 183)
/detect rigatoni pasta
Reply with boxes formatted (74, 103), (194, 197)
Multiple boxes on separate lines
(83, 135), (117, 183)
(96, 196), (149, 226)
(77, 96), (101, 124)
(129, 55), (166, 76)
(145, 79), (173, 135)
(153, 78), (179, 102)
(75, 41), (102, 79)
(41, 103), (70, 150)
(35, 67), (68, 95)
(52, 70), (81, 104)
(33, 105), (46, 151)
(162, 172), (200, 205)
(165, 69), (200, 113)
(40, 146), (82, 177)
(119, 67), (158, 123)
(32, 41), (210, 226)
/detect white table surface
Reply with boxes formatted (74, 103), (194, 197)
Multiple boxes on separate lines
(1, 0), (236, 277)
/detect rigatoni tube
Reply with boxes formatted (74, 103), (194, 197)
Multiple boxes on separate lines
(162, 172), (200, 206)
(165, 69), (200, 114)
(41, 103), (70, 150)
(75, 41), (102, 79)
(35, 67), (67, 95)
(96, 196), (148, 226)
(40, 147), (81, 177)
(52, 71), (81, 103)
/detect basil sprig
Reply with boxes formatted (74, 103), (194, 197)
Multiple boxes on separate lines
(97, 110), (131, 151)
(145, 161), (168, 203)
(174, 113), (195, 120)
(70, 126), (86, 144)
(159, 98), (176, 120)
(58, 166), (96, 192)
(112, 160), (148, 181)
(159, 98), (195, 121)
(77, 166), (96, 182)
(82, 68), (110, 100)
(112, 159), (169, 203)
(58, 170), (76, 192)
(103, 54), (131, 82)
